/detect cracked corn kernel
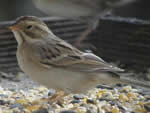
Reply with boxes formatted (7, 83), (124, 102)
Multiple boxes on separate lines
(97, 89), (106, 98)
(15, 98), (29, 105)
(135, 105), (146, 113)
(82, 97), (87, 104)
(26, 105), (41, 112)
(122, 86), (132, 92)
(111, 106), (119, 113)
(138, 101), (144, 106)
(119, 93), (129, 102)
(127, 92), (137, 100)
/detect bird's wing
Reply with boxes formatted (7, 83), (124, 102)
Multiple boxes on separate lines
(32, 37), (123, 72)
(31, 37), (83, 67)
(77, 52), (124, 72)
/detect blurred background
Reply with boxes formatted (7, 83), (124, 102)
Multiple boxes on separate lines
(0, 0), (45, 21)
(0, 0), (149, 22)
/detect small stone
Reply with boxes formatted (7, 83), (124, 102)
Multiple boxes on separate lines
(122, 86), (132, 92)
(48, 89), (56, 96)
(73, 94), (84, 100)
(0, 94), (8, 98)
(127, 92), (137, 100)
(76, 106), (87, 113)
(117, 105), (127, 112)
(144, 104), (150, 111)
(96, 84), (113, 90)
(135, 105), (146, 112)
(11, 107), (21, 113)
(146, 97), (150, 101)
(80, 103), (88, 108)
(34, 108), (49, 113)
(0, 100), (9, 105)
(9, 103), (23, 109)
(86, 109), (93, 113)
(115, 83), (123, 87)
(111, 106), (119, 113)
(70, 100), (81, 104)
(119, 94), (129, 102)
(109, 100), (119, 106)
(87, 98), (95, 104)
(99, 98), (110, 102)
(101, 104), (111, 112)
(60, 110), (76, 113)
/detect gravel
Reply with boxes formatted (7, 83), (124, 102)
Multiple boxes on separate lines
(0, 72), (150, 113)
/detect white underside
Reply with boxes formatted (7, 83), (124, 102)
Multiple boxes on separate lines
(17, 42), (123, 93)
(17, 50), (122, 93)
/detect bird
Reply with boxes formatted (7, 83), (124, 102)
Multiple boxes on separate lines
(32, 0), (136, 48)
(9, 16), (125, 94)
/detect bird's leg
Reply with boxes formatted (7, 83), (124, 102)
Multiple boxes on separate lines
(48, 90), (65, 104)
(38, 90), (65, 107)
(49, 91), (65, 103)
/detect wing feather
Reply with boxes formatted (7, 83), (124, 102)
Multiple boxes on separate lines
(30, 37), (123, 72)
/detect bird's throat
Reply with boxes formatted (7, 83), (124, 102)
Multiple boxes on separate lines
(13, 31), (25, 45)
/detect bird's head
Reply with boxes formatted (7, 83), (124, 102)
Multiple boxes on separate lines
(9, 16), (51, 45)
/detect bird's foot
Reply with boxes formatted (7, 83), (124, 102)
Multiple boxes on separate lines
(48, 91), (65, 105)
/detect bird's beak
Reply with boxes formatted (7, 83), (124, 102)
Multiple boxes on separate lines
(8, 24), (21, 31)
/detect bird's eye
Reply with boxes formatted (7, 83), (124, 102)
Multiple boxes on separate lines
(26, 25), (33, 29)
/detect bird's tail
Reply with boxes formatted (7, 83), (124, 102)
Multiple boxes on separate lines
(110, 71), (150, 88)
